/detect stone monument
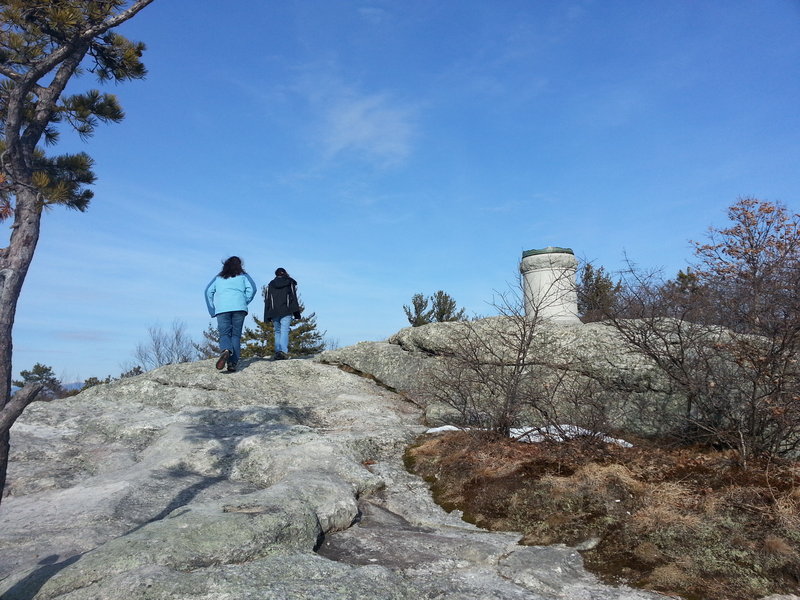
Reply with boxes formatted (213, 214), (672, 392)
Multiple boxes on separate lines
(520, 246), (581, 323)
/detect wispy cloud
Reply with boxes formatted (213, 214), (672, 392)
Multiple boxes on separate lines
(577, 84), (648, 130)
(55, 330), (115, 342)
(320, 90), (416, 166)
(357, 6), (391, 25)
(285, 64), (418, 168)
(223, 61), (417, 170)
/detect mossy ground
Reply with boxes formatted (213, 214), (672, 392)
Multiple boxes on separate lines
(406, 432), (800, 600)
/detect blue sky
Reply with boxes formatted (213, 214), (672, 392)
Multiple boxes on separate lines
(8, 0), (800, 382)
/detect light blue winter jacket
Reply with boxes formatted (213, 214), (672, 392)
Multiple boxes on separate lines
(205, 273), (257, 317)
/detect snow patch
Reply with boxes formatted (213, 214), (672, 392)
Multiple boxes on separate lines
(425, 424), (632, 448)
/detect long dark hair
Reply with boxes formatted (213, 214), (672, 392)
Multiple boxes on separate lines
(219, 256), (245, 279)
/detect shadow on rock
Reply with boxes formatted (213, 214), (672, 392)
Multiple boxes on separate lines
(2, 554), (81, 600)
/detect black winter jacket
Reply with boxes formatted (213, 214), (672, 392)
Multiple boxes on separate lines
(264, 276), (301, 321)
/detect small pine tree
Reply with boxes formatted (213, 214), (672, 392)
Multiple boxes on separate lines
(241, 305), (326, 358)
(79, 375), (113, 392)
(291, 311), (326, 355)
(194, 322), (221, 359)
(404, 291), (466, 326)
(430, 290), (467, 322)
(404, 293), (432, 326)
(577, 264), (622, 322)
(13, 363), (66, 399)
(661, 268), (704, 315)
(241, 317), (274, 358)
(119, 365), (144, 379)
(674, 268), (700, 293)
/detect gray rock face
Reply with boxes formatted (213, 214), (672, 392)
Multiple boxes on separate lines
(320, 318), (680, 433)
(2, 355), (665, 599)
(321, 340), (432, 394)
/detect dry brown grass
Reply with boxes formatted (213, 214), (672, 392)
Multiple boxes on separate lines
(406, 432), (800, 600)
(556, 462), (644, 497)
(630, 482), (702, 534)
(763, 535), (796, 560)
(775, 496), (800, 530)
(632, 541), (664, 565)
(643, 481), (695, 508)
(629, 505), (702, 535)
(645, 562), (695, 592)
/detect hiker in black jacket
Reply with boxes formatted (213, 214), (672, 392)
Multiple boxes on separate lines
(264, 267), (301, 360)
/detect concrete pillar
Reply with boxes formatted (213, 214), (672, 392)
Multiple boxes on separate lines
(520, 246), (581, 323)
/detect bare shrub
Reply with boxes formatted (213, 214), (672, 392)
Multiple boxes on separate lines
(421, 271), (613, 439)
(423, 313), (551, 434)
(134, 319), (198, 371)
(606, 199), (800, 463)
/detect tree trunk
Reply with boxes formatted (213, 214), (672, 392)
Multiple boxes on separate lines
(0, 185), (44, 504)
(0, 382), (43, 499)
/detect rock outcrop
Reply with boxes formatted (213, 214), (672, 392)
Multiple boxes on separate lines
(0, 353), (667, 599)
(320, 318), (679, 433)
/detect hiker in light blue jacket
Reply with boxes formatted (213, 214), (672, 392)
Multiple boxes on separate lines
(205, 256), (256, 372)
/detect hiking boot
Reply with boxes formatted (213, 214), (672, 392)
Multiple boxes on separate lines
(216, 349), (230, 370)
(226, 362), (237, 373)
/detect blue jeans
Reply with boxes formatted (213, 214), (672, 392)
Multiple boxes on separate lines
(217, 311), (247, 365)
(273, 314), (292, 354)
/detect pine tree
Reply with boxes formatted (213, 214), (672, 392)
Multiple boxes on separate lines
(12, 363), (65, 399)
(194, 322), (221, 359)
(0, 0), (155, 505)
(430, 290), (467, 322)
(576, 264), (622, 322)
(241, 317), (274, 358)
(241, 307), (326, 358)
(79, 375), (113, 392)
(291, 311), (326, 355)
(119, 365), (144, 378)
(404, 293), (432, 326)
(404, 291), (466, 326)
